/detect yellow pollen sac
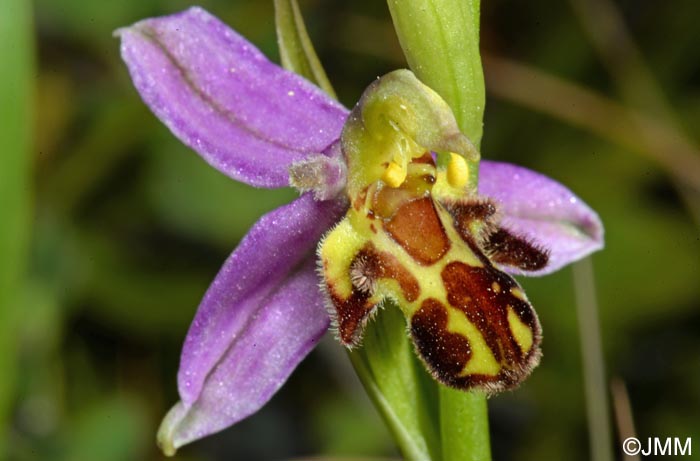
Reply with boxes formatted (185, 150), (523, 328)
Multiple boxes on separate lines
(447, 152), (469, 189)
(382, 161), (407, 188)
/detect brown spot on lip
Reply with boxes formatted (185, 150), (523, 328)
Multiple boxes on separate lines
(411, 299), (471, 380)
(353, 186), (369, 211)
(351, 244), (420, 301)
(446, 199), (498, 225)
(329, 288), (374, 346)
(330, 243), (420, 346)
(439, 260), (541, 391)
(385, 197), (450, 265)
(485, 228), (549, 271)
(410, 298), (527, 392)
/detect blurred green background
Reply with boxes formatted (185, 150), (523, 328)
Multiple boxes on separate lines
(3, 0), (699, 460)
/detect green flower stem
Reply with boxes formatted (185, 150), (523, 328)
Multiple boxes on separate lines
(0, 0), (34, 454)
(438, 388), (490, 461)
(388, 1), (490, 461)
(348, 305), (441, 461)
(273, 0), (337, 99)
(573, 258), (613, 461)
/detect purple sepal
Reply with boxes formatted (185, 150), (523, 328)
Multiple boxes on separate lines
(479, 160), (604, 275)
(178, 193), (345, 405)
(156, 193), (345, 450)
(157, 259), (329, 452)
(117, 7), (348, 188)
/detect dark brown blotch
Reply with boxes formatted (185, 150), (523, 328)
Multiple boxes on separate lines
(332, 244), (421, 346)
(385, 197), (450, 265)
(410, 298), (532, 393)
(441, 260), (541, 385)
(353, 186), (369, 212)
(484, 228), (549, 272)
(329, 288), (375, 346)
(411, 298), (472, 381)
(445, 198), (498, 227)
(350, 244), (420, 301)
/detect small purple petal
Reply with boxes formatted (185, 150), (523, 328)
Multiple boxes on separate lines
(289, 142), (347, 201)
(158, 259), (329, 452)
(178, 193), (346, 407)
(117, 7), (348, 188)
(479, 161), (604, 275)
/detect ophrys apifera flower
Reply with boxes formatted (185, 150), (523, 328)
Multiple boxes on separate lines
(117, 7), (603, 454)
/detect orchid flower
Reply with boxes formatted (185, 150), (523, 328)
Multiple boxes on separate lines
(117, 7), (603, 455)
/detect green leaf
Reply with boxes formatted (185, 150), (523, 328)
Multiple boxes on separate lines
(387, 0), (485, 148)
(274, 0), (337, 99)
(348, 303), (441, 461)
(64, 396), (149, 461)
(0, 0), (33, 454)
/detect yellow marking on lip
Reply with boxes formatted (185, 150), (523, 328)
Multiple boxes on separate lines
(319, 219), (368, 299)
(491, 282), (501, 293)
(357, 198), (486, 317)
(446, 306), (500, 377)
(507, 306), (533, 354)
(510, 287), (526, 301)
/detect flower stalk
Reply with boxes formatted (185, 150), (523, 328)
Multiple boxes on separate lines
(274, 0), (337, 99)
(388, 1), (490, 460)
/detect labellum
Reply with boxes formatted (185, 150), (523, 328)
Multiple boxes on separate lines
(320, 70), (549, 393)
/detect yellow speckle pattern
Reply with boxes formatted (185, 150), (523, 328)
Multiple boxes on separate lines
(319, 219), (366, 299)
(447, 308), (501, 377)
(510, 287), (526, 301)
(507, 306), (534, 354)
